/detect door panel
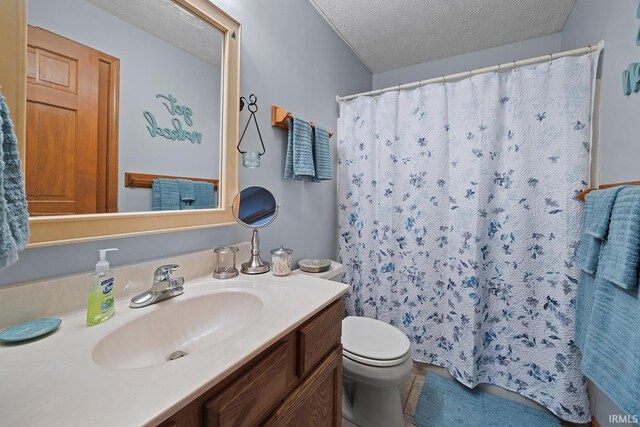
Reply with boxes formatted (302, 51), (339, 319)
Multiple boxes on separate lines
(26, 26), (99, 215)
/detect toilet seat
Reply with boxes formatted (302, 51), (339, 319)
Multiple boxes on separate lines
(342, 316), (411, 367)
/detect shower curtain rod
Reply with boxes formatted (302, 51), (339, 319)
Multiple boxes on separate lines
(336, 40), (605, 103)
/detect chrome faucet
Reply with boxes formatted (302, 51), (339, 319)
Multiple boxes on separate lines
(129, 264), (185, 308)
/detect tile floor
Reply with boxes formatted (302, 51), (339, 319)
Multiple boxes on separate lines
(342, 362), (427, 427)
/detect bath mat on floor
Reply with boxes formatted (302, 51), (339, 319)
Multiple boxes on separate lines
(413, 373), (561, 427)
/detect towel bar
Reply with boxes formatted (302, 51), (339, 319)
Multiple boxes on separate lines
(271, 105), (334, 137)
(578, 181), (640, 201)
(124, 172), (219, 190)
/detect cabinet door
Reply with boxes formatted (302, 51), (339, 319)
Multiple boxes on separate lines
(297, 300), (342, 378)
(205, 341), (290, 427)
(264, 346), (342, 427)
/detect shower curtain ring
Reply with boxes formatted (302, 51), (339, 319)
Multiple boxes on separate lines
(468, 70), (472, 79)
(441, 76), (445, 84)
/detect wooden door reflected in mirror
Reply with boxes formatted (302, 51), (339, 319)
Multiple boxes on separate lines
(26, 25), (119, 215)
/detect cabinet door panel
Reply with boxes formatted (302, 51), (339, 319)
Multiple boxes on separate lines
(265, 346), (342, 427)
(297, 300), (342, 377)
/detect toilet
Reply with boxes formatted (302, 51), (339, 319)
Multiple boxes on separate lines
(296, 261), (413, 427)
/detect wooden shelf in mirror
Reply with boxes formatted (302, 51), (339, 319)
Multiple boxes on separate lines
(125, 172), (219, 191)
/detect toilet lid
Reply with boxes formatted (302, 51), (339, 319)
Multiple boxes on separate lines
(342, 316), (411, 363)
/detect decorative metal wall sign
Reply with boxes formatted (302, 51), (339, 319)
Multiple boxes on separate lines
(143, 94), (202, 144)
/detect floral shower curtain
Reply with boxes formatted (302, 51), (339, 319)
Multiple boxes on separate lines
(337, 53), (599, 423)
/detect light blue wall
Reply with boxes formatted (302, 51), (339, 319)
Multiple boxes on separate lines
(372, 33), (562, 89)
(562, 0), (640, 185)
(562, 2), (640, 425)
(0, 0), (372, 287)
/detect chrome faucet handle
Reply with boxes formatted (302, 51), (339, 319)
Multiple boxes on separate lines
(154, 264), (179, 284)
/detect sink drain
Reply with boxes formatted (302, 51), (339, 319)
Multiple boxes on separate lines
(168, 350), (188, 361)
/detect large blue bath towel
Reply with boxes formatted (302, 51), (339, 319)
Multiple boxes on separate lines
(574, 187), (624, 349)
(0, 92), (29, 270)
(598, 187), (640, 291)
(578, 186), (640, 419)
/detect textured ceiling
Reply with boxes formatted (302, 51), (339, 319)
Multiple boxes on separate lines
(86, 0), (222, 66)
(309, 0), (576, 73)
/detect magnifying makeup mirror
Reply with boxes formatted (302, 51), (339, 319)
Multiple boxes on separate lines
(231, 186), (279, 274)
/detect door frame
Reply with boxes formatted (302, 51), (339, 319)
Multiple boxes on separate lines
(96, 52), (119, 213)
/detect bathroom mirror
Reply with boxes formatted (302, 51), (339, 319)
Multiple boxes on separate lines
(231, 186), (279, 274)
(26, 0), (223, 215)
(0, 0), (240, 246)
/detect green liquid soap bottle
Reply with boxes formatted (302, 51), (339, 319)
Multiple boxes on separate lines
(87, 248), (118, 326)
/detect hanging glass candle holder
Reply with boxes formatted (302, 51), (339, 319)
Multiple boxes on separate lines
(242, 151), (261, 168)
(237, 94), (266, 168)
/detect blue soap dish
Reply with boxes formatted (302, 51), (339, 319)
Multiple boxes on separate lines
(0, 318), (62, 343)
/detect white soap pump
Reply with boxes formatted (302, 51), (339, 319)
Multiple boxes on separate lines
(87, 248), (118, 326)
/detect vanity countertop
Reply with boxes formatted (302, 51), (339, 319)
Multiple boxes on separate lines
(0, 272), (348, 427)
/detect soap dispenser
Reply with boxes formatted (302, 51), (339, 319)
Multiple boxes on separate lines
(87, 248), (118, 326)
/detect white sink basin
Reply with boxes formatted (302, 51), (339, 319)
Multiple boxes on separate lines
(92, 291), (263, 370)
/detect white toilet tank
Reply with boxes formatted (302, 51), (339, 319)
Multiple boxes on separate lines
(295, 260), (345, 282)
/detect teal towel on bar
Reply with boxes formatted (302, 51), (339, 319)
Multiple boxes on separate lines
(193, 181), (215, 209)
(151, 179), (181, 211)
(285, 116), (315, 180)
(178, 179), (195, 210)
(314, 125), (332, 181)
(574, 187), (625, 349)
(0, 92), (29, 270)
(579, 186), (640, 419)
(598, 187), (640, 291)
(576, 187), (623, 273)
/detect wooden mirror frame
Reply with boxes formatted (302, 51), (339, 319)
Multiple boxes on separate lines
(0, 0), (240, 247)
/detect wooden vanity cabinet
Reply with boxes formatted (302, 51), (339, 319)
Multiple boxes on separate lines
(157, 299), (343, 427)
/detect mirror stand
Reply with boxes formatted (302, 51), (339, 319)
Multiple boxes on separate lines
(242, 229), (270, 274)
(231, 186), (279, 275)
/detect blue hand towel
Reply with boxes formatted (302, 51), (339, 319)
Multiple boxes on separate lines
(579, 186), (640, 418)
(178, 179), (195, 210)
(314, 126), (332, 181)
(285, 116), (315, 180)
(0, 92), (29, 270)
(574, 187), (625, 349)
(193, 181), (215, 209)
(151, 179), (181, 211)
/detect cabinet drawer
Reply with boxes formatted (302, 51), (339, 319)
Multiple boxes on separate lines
(297, 300), (343, 377)
(204, 341), (290, 427)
